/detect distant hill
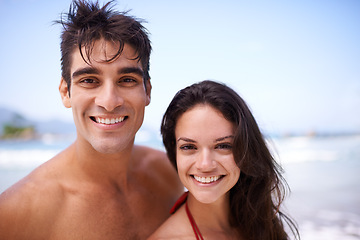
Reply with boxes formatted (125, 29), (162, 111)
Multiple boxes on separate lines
(0, 107), (33, 127)
(0, 106), (75, 136)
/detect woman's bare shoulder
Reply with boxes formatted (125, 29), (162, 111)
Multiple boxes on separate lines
(148, 205), (194, 240)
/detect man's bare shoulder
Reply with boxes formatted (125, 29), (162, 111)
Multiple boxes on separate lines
(132, 145), (184, 195)
(1, 157), (63, 205)
(0, 151), (66, 238)
(132, 144), (168, 161)
(132, 145), (177, 177)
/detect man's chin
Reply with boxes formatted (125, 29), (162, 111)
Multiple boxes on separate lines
(90, 139), (133, 155)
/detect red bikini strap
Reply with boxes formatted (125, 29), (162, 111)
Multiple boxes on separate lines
(170, 192), (188, 214)
(185, 201), (204, 240)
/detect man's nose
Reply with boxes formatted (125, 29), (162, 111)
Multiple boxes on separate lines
(95, 83), (124, 112)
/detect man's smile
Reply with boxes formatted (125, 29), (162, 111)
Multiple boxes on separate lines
(90, 116), (128, 125)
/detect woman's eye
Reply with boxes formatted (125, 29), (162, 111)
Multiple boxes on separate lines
(179, 144), (197, 150)
(216, 143), (233, 150)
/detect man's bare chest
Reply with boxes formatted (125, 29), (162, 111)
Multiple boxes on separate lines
(46, 191), (165, 239)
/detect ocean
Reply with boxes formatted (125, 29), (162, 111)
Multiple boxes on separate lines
(0, 133), (359, 239)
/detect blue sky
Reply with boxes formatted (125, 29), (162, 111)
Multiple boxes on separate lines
(0, 0), (359, 135)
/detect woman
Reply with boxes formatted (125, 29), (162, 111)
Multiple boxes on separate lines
(149, 80), (299, 240)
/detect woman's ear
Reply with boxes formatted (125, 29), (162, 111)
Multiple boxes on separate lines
(59, 78), (71, 108)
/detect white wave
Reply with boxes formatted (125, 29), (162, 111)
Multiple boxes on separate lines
(298, 210), (360, 240)
(268, 135), (360, 164)
(300, 223), (360, 240)
(0, 149), (60, 170)
(278, 149), (339, 163)
(0, 135), (359, 171)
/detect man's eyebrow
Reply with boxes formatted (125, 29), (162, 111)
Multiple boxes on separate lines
(118, 67), (144, 78)
(71, 67), (144, 79)
(72, 67), (100, 79)
(177, 137), (196, 143)
(215, 135), (234, 142)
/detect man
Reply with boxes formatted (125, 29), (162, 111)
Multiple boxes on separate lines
(0, 1), (183, 239)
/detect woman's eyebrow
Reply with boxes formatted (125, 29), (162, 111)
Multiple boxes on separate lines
(177, 136), (234, 143)
(215, 135), (234, 142)
(177, 137), (196, 143)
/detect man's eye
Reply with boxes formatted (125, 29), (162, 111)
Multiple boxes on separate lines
(119, 77), (138, 86)
(77, 78), (99, 88)
(80, 78), (97, 84)
(122, 78), (135, 82)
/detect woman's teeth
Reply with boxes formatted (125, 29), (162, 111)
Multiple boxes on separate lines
(193, 175), (221, 184)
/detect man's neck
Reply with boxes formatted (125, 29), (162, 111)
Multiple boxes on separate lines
(65, 139), (135, 190)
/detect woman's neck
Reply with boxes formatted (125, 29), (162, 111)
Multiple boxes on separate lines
(186, 193), (237, 238)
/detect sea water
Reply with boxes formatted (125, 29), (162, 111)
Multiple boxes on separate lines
(273, 135), (360, 240)
(0, 135), (74, 192)
(0, 134), (359, 239)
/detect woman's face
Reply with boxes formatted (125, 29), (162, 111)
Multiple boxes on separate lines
(175, 104), (241, 204)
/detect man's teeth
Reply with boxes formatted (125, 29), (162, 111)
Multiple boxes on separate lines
(194, 175), (221, 184)
(96, 117), (125, 125)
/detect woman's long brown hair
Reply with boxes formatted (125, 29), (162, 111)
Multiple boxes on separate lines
(161, 80), (300, 240)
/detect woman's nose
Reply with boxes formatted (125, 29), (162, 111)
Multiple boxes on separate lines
(195, 149), (216, 171)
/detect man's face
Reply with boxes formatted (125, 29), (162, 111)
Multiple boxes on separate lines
(59, 40), (151, 154)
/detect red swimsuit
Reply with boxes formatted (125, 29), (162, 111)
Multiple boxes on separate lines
(170, 192), (204, 240)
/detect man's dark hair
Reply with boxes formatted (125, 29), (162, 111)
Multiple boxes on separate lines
(56, 0), (151, 91)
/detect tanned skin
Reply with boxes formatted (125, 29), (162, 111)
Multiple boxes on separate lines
(0, 40), (183, 240)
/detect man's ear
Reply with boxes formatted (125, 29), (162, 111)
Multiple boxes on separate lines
(145, 78), (152, 106)
(59, 78), (71, 108)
